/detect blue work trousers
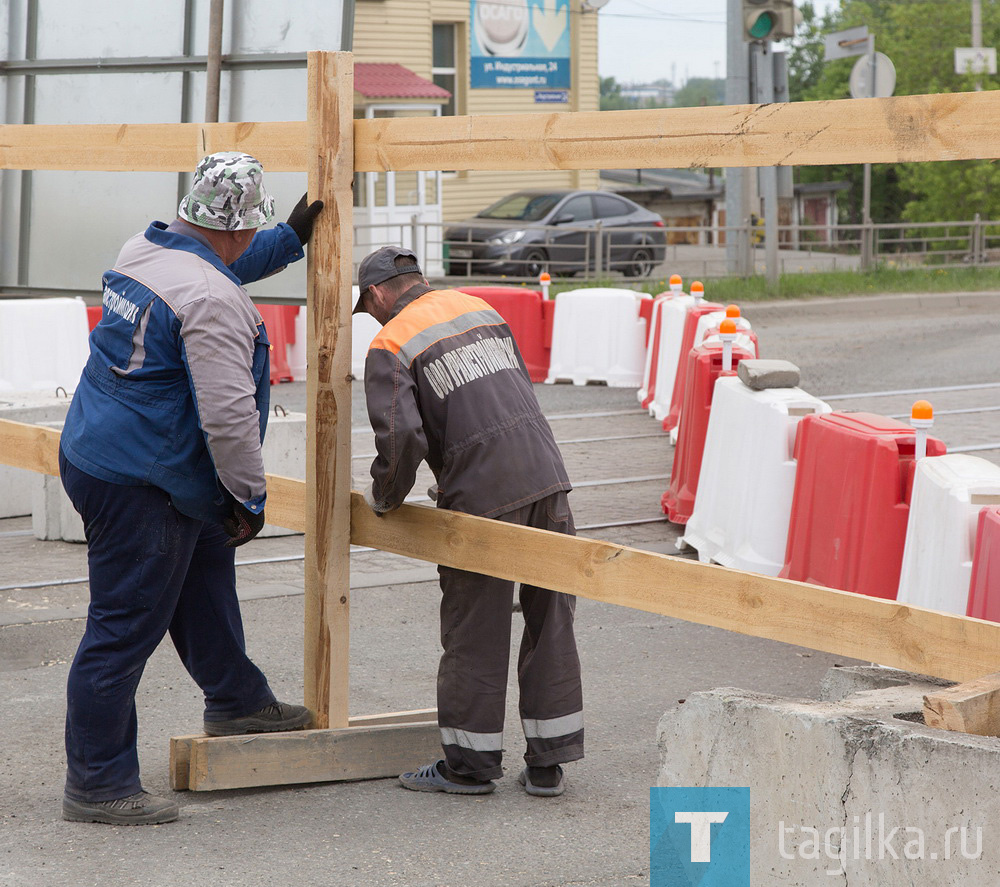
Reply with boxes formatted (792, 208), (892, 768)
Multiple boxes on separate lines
(59, 451), (275, 801)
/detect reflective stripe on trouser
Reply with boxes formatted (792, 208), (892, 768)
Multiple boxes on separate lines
(437, 490), (584, 782)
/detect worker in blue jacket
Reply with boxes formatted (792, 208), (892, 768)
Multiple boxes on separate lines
(59, 152), (323, 825)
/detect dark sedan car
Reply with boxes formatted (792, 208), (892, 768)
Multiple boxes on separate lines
(444, 189), (667, 278)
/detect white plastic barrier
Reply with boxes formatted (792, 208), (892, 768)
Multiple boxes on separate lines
(545, 288), (650, 387)
(0, 393), (74, 517)
(897, 454), (1000, 615)
(0, 298), (90, 392)
(287, 287), (373, 382)
(648, 296), (696, 420)
(679, 376), (831, 575)
(637, 296), (668, 406)
(352, 312), (383, 379)
(33, 412), (308, 541)
(694, 311), (752, 349)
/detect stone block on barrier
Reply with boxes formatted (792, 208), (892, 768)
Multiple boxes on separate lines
(680, 376), (831, 575)
(657, 667), (1000, 885)
(544, 288), (650, 387)
(897, 455), (1000, 615)
(0, 393), (73, 518)
(0, 298), (90, 392)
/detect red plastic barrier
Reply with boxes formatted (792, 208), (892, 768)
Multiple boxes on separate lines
(542, 298), (556, 350)
(967, 507), (1000, 622)
(640, 296), (670, 410)
(86, 306), (102, 331)
(257, 304), (299, 384)
(638, 297), (654, 347)
(779, 412), (946, 599)
(661, 341), (754, 525)
(661, 301), (724, 433)
(458, 286), (549, 382)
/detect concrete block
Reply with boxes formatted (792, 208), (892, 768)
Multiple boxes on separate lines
(819, 665), (952, 703)
(658, 668), (997, 884)
(0, 392), (73, 517)
(737, 358), (801, 390)
(31, 412), (306, 541)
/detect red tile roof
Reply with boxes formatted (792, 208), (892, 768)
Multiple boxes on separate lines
(354, 63), (451, 100)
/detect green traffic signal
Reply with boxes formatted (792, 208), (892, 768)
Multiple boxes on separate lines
(748, 11), (774, 39)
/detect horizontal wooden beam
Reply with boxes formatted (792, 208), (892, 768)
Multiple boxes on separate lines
(354, 91), (1000, 172)
(350, 494), (1000, 684)
(5, 419), (1000, 684)
(5, 90), (1000, 174)
(170, 708), (436, 790)
(174, 719), (440, 791)
(0, 121), (307, 171)
(923, 674), (1000, 737)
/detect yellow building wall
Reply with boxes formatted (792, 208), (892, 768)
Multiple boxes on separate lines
(353, 0), (600, 221)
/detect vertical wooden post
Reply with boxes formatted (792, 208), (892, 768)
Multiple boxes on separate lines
(304, 51), (354, 729)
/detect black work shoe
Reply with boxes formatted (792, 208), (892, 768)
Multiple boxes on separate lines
(63, 791), (179, 825)
(203, 701), (312, 736)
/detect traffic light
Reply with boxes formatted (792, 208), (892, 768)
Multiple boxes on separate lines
(743, 0), (799, 42)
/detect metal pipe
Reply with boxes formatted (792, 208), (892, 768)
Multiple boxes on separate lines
(204, 0), (224, 123)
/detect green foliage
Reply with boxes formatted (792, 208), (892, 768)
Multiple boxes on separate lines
(672, 78), (725, 107)
(787, 0), (1000, 224)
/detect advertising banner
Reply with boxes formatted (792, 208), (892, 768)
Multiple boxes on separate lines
(470, 0), (571, 89)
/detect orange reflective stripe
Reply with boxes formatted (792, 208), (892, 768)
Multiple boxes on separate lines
(370, 290), (494, 357)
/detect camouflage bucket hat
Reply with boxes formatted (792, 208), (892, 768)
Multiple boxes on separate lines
(178, 151), (275, 231)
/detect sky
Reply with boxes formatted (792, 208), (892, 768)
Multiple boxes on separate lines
(597, 0), (839, 86)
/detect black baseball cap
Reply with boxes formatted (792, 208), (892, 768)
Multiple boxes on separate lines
(353, 246), (422, 314)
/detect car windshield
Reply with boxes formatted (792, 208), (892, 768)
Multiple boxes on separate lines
(476, 193), (564, 222)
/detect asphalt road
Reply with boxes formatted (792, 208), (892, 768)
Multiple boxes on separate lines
(1, 290), (998, 887)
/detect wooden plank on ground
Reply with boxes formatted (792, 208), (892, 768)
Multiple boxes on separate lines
(0, 122), (308, 171)
(349, 494), (1000, 684)
(170, 708), (436, 790)
(182, 721), (440, 791)
(303, 51), (354, 730)
(923, 673), (1000, 736)
(354, 90), (1000, 172)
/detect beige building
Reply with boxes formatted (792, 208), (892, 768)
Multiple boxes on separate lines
(353, 0), (600, 224)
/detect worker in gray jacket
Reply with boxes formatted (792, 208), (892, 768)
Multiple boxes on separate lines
(59, 152), (323, 825)
(356, 246), (584, 797)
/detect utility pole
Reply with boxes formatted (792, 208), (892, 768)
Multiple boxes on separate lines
(205, 0), (224, 123)
(972, 0), (983, 90)
(725, 0), (751, 276)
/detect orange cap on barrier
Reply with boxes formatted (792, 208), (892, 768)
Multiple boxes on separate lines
(669, 274), (682, 286)
(719, 318), (738, 335)
(725, 304), (741, 318)
(911, 400), (933, 421)
(691, 281), (704, 295)
(539, 272), (551, 284)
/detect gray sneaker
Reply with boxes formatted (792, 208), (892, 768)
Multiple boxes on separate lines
(203, 700), (311, 736)
(63, 791), (179, 825)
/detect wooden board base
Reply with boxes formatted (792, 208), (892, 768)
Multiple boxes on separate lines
(924, 674), (1000, 737)
(170, 709), (437, 791)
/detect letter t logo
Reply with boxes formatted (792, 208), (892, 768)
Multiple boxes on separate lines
(674, 811), (729, 863)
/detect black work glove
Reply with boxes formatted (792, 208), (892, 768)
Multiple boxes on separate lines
(285, 193), (324, 246)
(223, 502), (266, 547)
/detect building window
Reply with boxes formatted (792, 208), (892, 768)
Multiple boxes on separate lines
(432, 23), (458, 117)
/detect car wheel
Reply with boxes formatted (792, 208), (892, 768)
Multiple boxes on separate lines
(626, 245), (655, 278)
(523, 249), (549, 278)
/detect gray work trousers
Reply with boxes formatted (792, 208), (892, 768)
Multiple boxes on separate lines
(437, 490), (584, 781)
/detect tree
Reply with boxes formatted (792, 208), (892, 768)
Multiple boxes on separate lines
(787, 0), (1000, 224)
(672, 78), (725, 107)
